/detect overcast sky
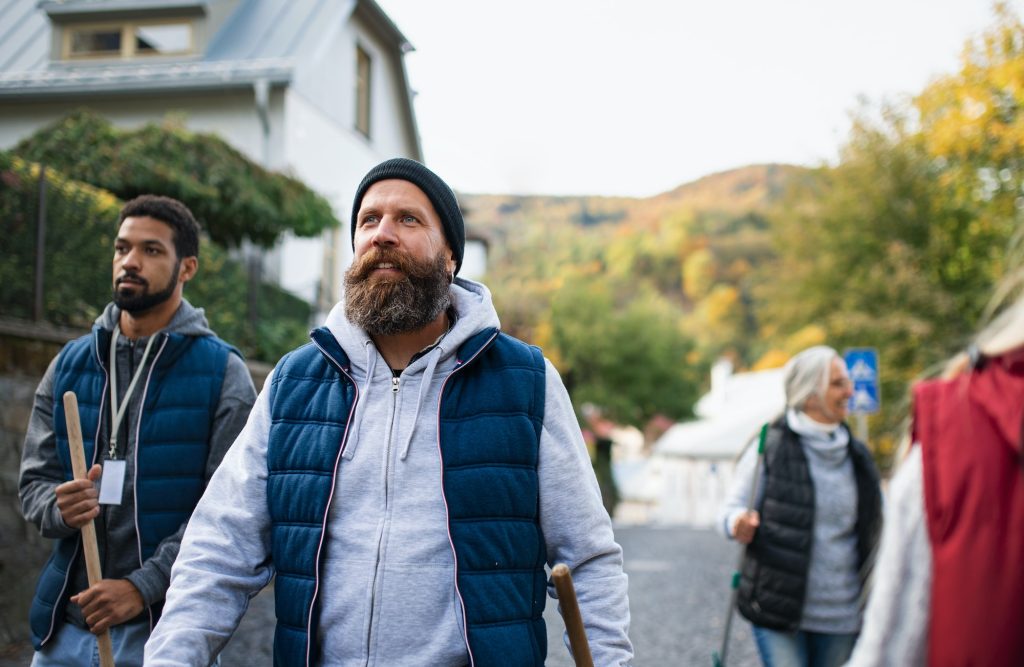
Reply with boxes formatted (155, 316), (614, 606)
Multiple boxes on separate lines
(374, 0), (1010, 197)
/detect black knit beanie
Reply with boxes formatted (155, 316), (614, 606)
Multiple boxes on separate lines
(350, 157), (465, 275)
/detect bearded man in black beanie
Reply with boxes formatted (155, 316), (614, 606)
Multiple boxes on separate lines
(147, 158), (634, 667)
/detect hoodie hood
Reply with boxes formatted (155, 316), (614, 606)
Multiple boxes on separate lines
(95, 298), (216, 338)
(969, 350), (1024, 455)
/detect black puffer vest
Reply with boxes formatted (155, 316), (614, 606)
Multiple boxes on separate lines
(736, 416), (882, 631)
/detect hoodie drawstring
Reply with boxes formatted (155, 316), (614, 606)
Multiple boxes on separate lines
(342, 340), (378, 460)
(399, 347), (443, 461)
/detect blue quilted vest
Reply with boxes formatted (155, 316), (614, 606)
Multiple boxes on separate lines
(266, 326), (548, 666)
(29, 325), (234, 649)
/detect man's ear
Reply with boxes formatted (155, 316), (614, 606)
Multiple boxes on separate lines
(447, 250), (457, 277)
(179, 256), (199, 284)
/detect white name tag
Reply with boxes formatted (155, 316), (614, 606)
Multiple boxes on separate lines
(99, 460), (126, 505)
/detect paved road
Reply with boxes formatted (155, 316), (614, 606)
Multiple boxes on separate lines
(3, 525), (759, 665)
(221, 524), (758, 666)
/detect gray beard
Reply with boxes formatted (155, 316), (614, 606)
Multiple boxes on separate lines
(343, 251), (451, 336)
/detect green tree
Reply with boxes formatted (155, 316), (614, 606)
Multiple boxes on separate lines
(752, 4), (1024, 469)
(543, 271), (700, 427)
(761, 115), (966, 462)
(13, 109), (337, 248)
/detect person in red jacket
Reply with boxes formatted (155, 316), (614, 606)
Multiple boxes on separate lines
(845, 288), (1024, 667)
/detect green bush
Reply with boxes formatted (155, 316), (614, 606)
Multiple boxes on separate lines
(0, 154), (311, 362)
(13, 109), (338, 248)
(0, 153), (120, 326)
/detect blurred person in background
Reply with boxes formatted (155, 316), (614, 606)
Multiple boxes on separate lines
(719, 345), (883, 667)
(845, 285), (1024, 666)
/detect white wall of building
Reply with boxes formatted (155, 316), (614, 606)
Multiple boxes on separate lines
(652, 457), (736, 528)
(0, 90), (283, 166)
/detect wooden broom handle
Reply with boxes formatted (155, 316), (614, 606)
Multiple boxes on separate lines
(63, 391), (116, 667)
(552, 563), (594, 667)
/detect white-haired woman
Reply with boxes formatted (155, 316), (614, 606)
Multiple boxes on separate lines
(845, 297), (1024, 666)
(719, 345), (883, 667)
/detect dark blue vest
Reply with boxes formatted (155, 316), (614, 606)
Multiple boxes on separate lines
(29, 326), (233, 648)
(266, 326), (548, 666)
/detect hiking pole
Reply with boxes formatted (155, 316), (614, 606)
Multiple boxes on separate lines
(712, 422), (768, 667)
(552, 563), (594, 667)
(64, 391), (116, 667)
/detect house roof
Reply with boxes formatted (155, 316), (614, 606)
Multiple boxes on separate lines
(0, 0), (413, 100)
(653, 366), (786, 460)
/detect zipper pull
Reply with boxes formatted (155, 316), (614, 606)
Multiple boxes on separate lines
(392, 376), (400, 393)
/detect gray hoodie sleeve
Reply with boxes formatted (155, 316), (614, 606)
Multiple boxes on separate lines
(19, 356), (78, 539)
(145, 368), (275, 666)
(538, 360), (634, 666)
(125, 353), (257, 607)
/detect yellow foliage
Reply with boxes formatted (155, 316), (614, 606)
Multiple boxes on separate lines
(682, 248), (715, 301)
(533, 320), (563, 369)
(751, 325), (827, 371)
(917, 3), (1024, 171)
(701, 284), (740, 326)
(784, 324), (828, 355)
(751, 349), (790, 370)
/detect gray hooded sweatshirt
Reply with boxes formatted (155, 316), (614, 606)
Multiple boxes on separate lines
(145, 278), (633, 666)
(19, 299), (257, 628)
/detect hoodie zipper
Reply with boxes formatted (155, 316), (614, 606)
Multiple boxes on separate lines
(101, 337), (136, 578)
(364, 373), (402, 663)
(435, 330), (499, 667)
(307, 337), (362, 667)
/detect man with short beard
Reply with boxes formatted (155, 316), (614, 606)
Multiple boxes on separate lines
(19, 195), (256, 666)
(147, 158), (634, 666)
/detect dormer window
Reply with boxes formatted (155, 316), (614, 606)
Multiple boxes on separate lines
(63, 20), (193, 60)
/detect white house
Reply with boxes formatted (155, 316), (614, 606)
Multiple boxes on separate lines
(0, 0), (425, 315)
(616, 359), (786, 526)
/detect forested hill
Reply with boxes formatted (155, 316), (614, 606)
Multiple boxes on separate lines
(454, 164), (807, 433)
(462, 163), (801, 240)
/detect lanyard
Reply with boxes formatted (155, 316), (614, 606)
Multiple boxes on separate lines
(108, 324), (158, 460)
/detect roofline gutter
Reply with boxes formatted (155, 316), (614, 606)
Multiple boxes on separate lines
(0, 70), (292, 101)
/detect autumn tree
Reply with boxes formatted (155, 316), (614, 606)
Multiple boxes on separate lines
(539, 269), (701, 427)
(760, 4), (1024, 466)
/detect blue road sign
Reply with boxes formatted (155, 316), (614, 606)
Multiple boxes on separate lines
(844, 348), (880, 414)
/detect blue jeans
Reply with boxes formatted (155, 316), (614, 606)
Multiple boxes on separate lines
(30, 620), (149, 667)
(751, 625), (857, 667)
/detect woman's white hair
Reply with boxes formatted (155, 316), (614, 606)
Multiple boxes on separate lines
(783, 345), (840, 410)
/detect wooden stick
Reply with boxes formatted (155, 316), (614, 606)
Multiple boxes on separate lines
(551, 563), (594, 667)
(714, 422), (769, 667)
(63, 391), (116, 667)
